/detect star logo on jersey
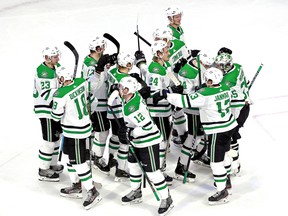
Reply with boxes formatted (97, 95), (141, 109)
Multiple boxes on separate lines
(53, 90), (59, 97)
(225, 81), (231, 87)
(41, 71), (48, 78)
(180, 70), (187, 76)
(128, 105), (136, 113)
(152, 67), (160, 74)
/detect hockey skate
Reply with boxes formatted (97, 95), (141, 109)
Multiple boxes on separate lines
(50, 164), (64, 174)
(208, 188), (229, 205)
(158, 195), (174, 216)
(114, 168), (129, 182)
(38, 168), (59, 182)
(122, 188), (142, 205)
(193, 153), (210, 168)
(93, 157), (110, 175)
(83, 187), (102, 210)
(108, 154), (118, 168)
(60, 182), (82, 198)
(174, 159), (196, 183)
(214, 175), (232, 195)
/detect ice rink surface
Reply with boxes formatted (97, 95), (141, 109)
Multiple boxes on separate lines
(0, 0), (287, 215)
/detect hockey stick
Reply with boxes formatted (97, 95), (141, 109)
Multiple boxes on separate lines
(107, 98), (160, 201)
(64, 41), (79, 78)
(248, 63), (263, 90)
(133, 32), (152, 47)
(103, 33), (120, 54)
(196, 54), (202, 88)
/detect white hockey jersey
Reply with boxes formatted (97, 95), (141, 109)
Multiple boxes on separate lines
(167, 84), (237, 134)
(51, 78), (92, 139)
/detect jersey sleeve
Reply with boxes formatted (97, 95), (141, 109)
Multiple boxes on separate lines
(51, 92), (65, 122)
(166, 92), (205, 108)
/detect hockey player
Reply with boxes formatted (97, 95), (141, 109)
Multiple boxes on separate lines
(145, 40), (175, 185)
(158, 67), (237, 205)
(106, 51), (150, 181)
(165, 5), (185, 42)
(33, 46), (63, 182)
(215, 52), (250, 175)
(117, 76), (173, 216)
(51, 66), (102, 210)
(151, 40), (195, 183)
(81, 37), (118, 175)
(152, 26), (189, 147)
(177, 50), (215, 169)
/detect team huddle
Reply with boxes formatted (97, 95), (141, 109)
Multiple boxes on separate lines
(33, 5), (251, 216)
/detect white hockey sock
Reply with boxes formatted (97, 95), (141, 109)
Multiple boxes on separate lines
(147, 170), (168, 199)
(92, 130), (109, 158)
(73, 163), (93, 191)
(159, 141), (167, 169)
(128, 162), (142, 190)
(62, 153), (79, 183)
(39, 140), (55, 169)
(224, 152), (232, 175)
(109, 134), (120, 155)
(117, 143), (129, 171)
(210, 161), (227, 191)
(51, 138), (61, 166)
(179, 134), (193, 165)
(172, 109), (187, 136)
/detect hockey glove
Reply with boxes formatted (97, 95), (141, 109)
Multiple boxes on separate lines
(109, 83), (119, 94)
(218, 47), (232, 55)
(96, 54), (110, 73)
(153, 89), (168, 105)
(189, 49), (201, 58)
(173, 58), (187, 74)
(138, 86), (151, 99)
(118, 126), (132, 145)
(171, 85), (184, 94)
(130, 73), (148, 88)
(134, 50), (147, 68)
(109, 53), (118, 65)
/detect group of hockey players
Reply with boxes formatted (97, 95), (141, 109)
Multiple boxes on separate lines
(33, 5), (251, 215)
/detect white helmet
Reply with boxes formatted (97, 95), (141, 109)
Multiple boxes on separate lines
(152, 27), (173, 41)
(215, 53), (233, 73)
(151, 40), (168, 57)
(56, 66), (73, 84)
(204, 67), (223, 85)
(42, 46), (61, 60)
(89, 36), (107, 52)
(165, 6), (183, 17)
(119, 76), (138, 95)
(117, 51), (135, 69)
(199, 50), (215, 66)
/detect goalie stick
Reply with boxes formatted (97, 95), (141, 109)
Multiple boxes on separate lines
(64, 41), (79, 78)
(103, 33), (120, 54)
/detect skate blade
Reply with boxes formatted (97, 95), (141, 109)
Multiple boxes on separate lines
(60, 193), (83, 199)
(93, 165), (110, 176)
(84, 195), (102, 210)
(121, 198), (143, 206)
(159, 204), (174, 216)
(173, 174), (195, 183)
(114, 177), (129, 182)
(38, 177), (59, 182)
(193, 160), (210, 168)
(208, 197), (229, 205)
